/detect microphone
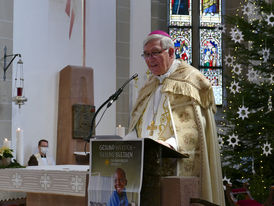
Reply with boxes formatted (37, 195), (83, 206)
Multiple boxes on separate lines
(107, 73), (138, 108)
(85, 73), (138, 142)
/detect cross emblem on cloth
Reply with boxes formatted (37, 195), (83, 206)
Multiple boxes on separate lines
(147, 120), (157, 136)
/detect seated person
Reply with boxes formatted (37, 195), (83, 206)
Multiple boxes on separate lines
(28, 139), (55, 166)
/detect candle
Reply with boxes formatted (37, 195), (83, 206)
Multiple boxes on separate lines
(116, 125), (125, 138)
(16, 128), (24, 165)
(3, 138), (11, 148)
(17, 87), (23, 96)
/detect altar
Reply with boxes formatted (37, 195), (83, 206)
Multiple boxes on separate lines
(0, 165), (89, 206)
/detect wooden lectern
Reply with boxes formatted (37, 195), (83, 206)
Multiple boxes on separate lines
(88, 137), (188, 206)
(57, 65), (94, 165)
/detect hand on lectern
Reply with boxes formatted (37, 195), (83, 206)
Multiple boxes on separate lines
(156, 139), (174, 150)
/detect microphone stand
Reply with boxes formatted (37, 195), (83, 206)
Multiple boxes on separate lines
(84, 73), (138, 142)
(84, 95), (113, 141)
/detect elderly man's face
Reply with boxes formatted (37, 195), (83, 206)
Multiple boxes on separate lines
(114, 170), (127, 195)
(143, 39), (174, 76)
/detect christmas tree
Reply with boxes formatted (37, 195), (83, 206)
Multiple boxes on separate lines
(219, 0), (274, 203)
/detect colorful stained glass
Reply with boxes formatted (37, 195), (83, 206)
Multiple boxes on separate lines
(172, 0), (189, 15)
(199, 0), (223, 105)
(169, 28), (192, 64)
(200, 68), (222, 86)
(200, 68), (222, 105)
(169, 0), (192, 26)
(200, 28), (223, 104)
(200, 0), (222, 26)
(200, 29), (222, 67)
(167, 0), (223, 104)
(202, 0), (219, 14)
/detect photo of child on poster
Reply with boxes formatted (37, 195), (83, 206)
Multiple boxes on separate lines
(89, 140), (142, 206)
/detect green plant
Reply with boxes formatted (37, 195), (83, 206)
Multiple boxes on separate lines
(0, 146), (13, 160)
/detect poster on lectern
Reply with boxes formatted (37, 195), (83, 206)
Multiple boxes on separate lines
(88, 139), (143, 206)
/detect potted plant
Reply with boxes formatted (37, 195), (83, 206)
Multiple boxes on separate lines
(0, 146), (13, 167)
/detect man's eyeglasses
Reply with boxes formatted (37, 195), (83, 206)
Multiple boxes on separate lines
(141, 49), (168, 59)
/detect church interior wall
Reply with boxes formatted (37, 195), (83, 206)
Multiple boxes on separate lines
(0, 0), (13, 146)
(116, 0), (130, 131)
(129, 0), (151, 125)
(0, 0), (243, 165)
(9, 0), (116, 164)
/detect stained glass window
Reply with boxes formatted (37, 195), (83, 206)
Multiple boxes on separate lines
(167, 0), (223, 105)
(200, 0), (223, 105)
(169, 0), (192, 64)
(170, 28), (192, 64)
(200, 0), (222, 26)
(200, 68), (222, 104)
(169, 0), (192, 26)
(200, 29), (222, 67)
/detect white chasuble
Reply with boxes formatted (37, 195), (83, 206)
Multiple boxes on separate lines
(136, 60), (180, 150)
(137, 88), (177, 150)
(129, 60), (225, 205)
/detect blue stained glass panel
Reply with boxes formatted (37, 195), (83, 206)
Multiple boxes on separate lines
(172, 0), (190, 15)
(200, 0), (222, 26)
(202, 0), (219, 15)
(169, 0), (192, 26)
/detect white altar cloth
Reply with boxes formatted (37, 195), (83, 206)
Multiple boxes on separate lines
(0, 190), (26, 202)
(0, 165), (89, 198)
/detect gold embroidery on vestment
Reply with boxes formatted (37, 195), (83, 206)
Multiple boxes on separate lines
(147, 120), (157, 136)
(158, 96), (170, 134)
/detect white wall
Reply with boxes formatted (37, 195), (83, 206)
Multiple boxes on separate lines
(85, 0), (116, 135)
(129, 0), (151, 109)
(12, 0), (116, 165)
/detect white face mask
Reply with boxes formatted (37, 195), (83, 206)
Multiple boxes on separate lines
(40, 147), (48, 154)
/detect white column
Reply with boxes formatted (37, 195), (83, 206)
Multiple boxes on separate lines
(86, 0), (116, 135)
(129, 0), (151, 110)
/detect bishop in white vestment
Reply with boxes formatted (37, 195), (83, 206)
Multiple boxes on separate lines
(128, 30), (225, 205)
